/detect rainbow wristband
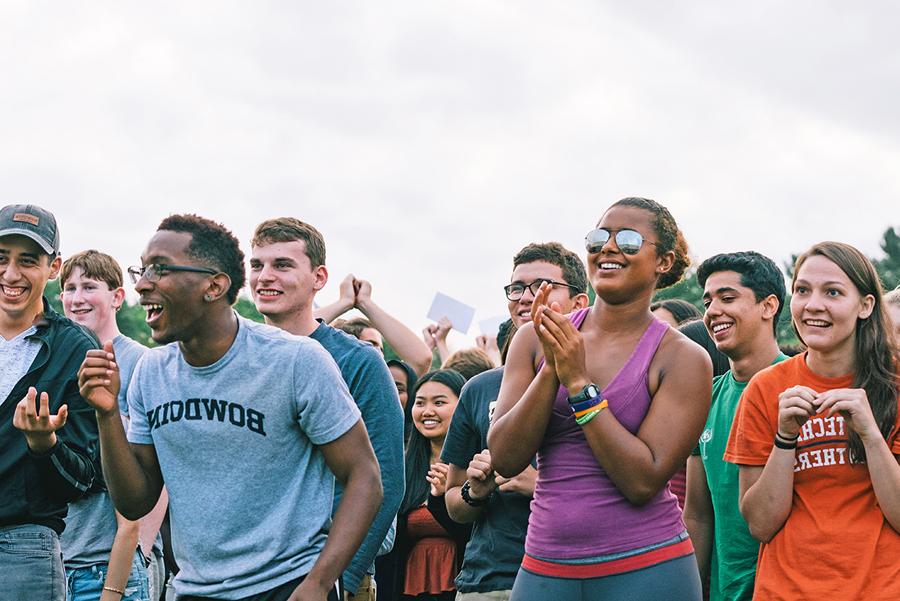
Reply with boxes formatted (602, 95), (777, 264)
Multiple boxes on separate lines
(573, 399), (608, 420)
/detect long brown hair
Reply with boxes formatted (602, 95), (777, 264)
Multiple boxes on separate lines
(792, 241), (898, 462)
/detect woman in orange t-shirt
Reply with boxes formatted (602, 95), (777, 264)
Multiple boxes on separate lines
(725, 241), (900, 600)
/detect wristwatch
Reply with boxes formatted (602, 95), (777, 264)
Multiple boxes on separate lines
(461, 480), (492, 507)
(568, 383), (601, 405)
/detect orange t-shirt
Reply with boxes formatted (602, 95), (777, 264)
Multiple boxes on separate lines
(724, 354), (900, 601)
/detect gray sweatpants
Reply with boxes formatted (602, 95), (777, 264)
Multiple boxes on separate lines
(510, 555), (701, 601)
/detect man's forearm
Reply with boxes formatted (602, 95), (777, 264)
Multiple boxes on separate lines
(357, 298), (432, 375)
(445, 486), (485, 524)
(307, 461), (382, 592)
(96, 411), (160, 520)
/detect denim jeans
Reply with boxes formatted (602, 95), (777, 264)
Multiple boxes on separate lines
(0, 523), (66, 601)
(66, 548), (151, 601)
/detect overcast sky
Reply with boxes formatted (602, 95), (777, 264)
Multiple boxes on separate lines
(2, 2), (898, 350)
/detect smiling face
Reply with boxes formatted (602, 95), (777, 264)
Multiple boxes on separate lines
(791, 254), (874, 357)
(249, 240), (325, 322)
(587, 205), (672, 303)
(703, 270), (776, 359)
(61, 267), (124, 336)
(0, 235), (60, 327)
(507, 261), (582, 328)
(411, 380), (459, 440)
(135, 230), (214, 345)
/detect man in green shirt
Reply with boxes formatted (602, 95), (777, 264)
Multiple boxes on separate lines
(683, 251), (786, 601)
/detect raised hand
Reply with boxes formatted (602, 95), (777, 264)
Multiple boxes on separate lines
(435, 317), (452, 342)
(536, 304), (588, 391)
(815, 388), (880, 441)
(422, 324), (439, 350)
(13, 386), (68, 452)
(338, 274), (356, 309)
(353, 278), (373, 307)
(427, 462), (450, 496)
(776, 385), (818, 439)
(466, 449), (497, 500)
(78, 341), (121, 417)
(531, 282), (558, 370)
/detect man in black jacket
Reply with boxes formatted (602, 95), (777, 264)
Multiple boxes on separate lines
(0, 203), (99, 601)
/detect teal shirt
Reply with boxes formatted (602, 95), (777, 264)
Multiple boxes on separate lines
(697, 354), (786, 601)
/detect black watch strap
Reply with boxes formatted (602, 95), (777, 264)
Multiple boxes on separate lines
(461, 480), (492, 507)
(568, 383), (601, 405)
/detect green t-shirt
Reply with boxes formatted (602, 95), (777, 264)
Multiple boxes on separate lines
(696, 355), (786, 601)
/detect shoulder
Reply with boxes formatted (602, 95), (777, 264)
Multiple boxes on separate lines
(460, 366), (504, 402)
(311, 322), (384, 368)
(656, 326), (711, 369)
(44, 309), (99, 351)
(746, 354), (801, 390)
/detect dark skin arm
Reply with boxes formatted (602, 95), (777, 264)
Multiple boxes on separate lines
(533, 303), (712, 504)
(291, 420), (382, 601)
(78, 343), (164, 519)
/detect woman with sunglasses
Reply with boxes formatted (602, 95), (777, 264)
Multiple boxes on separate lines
(724, 242), (900, 600)
(489, 197), (711, 600)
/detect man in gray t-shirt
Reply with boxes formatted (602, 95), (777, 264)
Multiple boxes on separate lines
(79, 215), (382, 601)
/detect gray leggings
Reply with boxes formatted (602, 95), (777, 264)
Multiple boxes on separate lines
(509, 555), (701, 601)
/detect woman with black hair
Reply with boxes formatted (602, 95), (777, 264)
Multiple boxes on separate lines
(396, 369), (470, 601)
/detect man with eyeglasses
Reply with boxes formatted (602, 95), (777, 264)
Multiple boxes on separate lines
(78, 214), (382, 601)
(439, 242), (589, 601)
(0, 204), (100, 601)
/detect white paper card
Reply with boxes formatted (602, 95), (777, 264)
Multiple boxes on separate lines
(427, 292), (476, 334)
(479, 315), (507, 337)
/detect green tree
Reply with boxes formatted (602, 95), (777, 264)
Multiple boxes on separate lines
(875, 226), (900, 291)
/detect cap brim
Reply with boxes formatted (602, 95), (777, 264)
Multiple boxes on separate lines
(0, 228), (56, 254)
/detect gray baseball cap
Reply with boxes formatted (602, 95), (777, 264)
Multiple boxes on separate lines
(0, 204), (60, 255)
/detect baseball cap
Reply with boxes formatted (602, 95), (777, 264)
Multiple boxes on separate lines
(0, 204), (60, 255)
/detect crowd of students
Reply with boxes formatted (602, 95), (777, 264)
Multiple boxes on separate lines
(1, 198), (898, 601)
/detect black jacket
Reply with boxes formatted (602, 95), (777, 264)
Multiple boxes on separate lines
(0, 300), (100, 534)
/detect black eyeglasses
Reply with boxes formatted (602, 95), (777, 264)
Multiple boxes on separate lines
(504, 278), (581, 301)
(584, 228), (658, 255)
(127, 263), (219, 284)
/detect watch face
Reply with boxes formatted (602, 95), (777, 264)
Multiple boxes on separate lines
(586, 385), (599, 398)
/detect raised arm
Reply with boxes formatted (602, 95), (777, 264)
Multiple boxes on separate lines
(292, 420), (382, 600)
(313, 274), (356, 324)
(488, 322), (558, 477)
(78, 344), (164, 519)
(737, 385), (817, 542)
(354, 279), (432, 376)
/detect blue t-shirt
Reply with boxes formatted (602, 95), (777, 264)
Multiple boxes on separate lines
(127, 317), (361, 600)
(441, 367), (531, 593)
(310, 321), (404, 592)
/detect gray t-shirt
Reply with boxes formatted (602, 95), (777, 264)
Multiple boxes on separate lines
(61, 335), (149, 568)
(0, 325), (40, 406)
(114, 334), (148, 416)
(127, 317), (361, 600)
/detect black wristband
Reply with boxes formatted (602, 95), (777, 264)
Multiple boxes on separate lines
(773, 436), (798, 450)
(776, 430), (799, 441)
(461, 480), (492, 507)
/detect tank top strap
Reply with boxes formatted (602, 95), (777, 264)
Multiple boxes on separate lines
(610, 318), (670, 391)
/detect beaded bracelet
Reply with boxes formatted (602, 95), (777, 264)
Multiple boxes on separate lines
(103, 586), (125, 596)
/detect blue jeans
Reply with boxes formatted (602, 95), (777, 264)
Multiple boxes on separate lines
(66, 549), (151, 601)
(0, 523), (66, 601)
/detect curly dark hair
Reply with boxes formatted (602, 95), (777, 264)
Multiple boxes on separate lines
(156, 214), (246, 304)
(611, 197), (690, 289)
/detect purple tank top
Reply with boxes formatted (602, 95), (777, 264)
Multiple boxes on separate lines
(525, 308), (685, 560)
